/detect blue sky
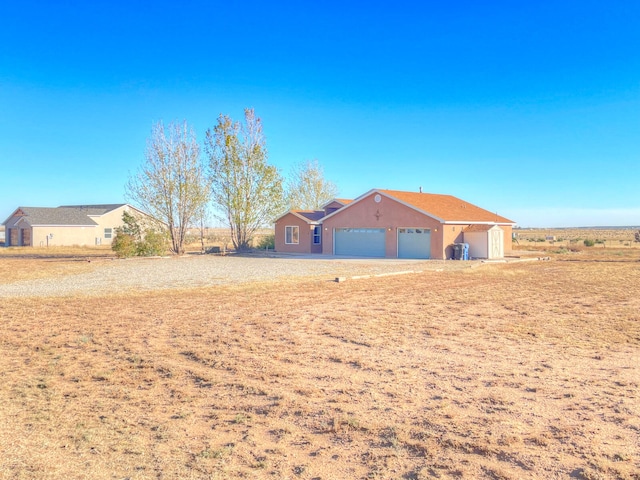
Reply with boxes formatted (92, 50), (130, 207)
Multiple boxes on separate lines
(1, 1), (638, 227)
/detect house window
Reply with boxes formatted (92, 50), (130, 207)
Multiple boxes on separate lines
(313, 225), (321, 244)
(285, 226), (299, 244)
(104, 228), (113, 239)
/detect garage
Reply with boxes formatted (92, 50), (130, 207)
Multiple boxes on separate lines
(334, 228), (386, 257)
(398, 228), (431, 259)
(21, 228), (31, 246)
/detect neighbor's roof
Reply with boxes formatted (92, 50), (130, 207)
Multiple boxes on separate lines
(58, 204), (126, 216)
(3, 204), (127, 226)
(378, 190), (515, 224)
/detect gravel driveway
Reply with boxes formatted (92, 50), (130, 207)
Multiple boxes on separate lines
(0, 253), (476, 298)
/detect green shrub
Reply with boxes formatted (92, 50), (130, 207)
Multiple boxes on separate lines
(137, 230), (168, 256)
(111, 212), (168, 257)
(583, 239), (595, 247)
(112, 233), (137, 258)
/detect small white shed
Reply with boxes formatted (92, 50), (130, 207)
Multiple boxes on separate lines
(464, 224), (504, 259)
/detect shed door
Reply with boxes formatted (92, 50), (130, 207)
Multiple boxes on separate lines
(489, 229), (503, 259)
(334, 228), (385, 257)
(398, 228), (431, 259)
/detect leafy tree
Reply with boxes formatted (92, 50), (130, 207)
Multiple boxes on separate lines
(126, 121), (210, 254)
(205, 108), (285, 251)
(286, 159), (339, 211)
(118, 210), (143, 240)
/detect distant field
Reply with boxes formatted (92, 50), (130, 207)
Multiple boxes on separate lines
(515, 227), (639, 248)
(0, 245), (638, 479)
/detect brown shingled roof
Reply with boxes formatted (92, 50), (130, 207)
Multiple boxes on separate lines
(378, 190), (514, 224)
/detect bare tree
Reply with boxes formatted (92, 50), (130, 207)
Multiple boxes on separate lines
(286, 159), (339, 210)
(205, 108), (285, 251)
(126, 121), (210, 254)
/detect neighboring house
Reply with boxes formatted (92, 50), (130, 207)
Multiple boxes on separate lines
(2, 204), (151, 247)
(274, 189), (515, 259)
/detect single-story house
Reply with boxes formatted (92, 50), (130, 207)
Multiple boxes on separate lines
(274, 189), (515, 259)
(2, 204), (151, 247)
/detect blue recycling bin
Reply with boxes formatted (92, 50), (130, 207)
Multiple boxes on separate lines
(462, 243), (469, 260)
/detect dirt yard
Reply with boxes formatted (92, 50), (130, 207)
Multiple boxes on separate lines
(0, 246), (638, 479)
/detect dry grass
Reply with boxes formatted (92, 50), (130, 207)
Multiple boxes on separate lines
(0, 250), (639, 479)
(0, 247), (115, 284)
(516, 228), (639, 248)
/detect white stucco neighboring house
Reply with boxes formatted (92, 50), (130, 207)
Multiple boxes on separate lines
(2, 204), (152, 247)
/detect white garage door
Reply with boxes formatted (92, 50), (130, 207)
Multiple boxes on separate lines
(398, 228), (431, 259)
(334, 228), (386, 257)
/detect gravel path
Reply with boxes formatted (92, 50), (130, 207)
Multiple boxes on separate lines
(0, 254), (476, 298)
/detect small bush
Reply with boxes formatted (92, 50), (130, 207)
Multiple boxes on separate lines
(137, 230), (168, 256)
(112, 233), (137, 258)
(583, 239), (595, 247)
(256, 234), (275, 250)
(111, 212), (168, 257)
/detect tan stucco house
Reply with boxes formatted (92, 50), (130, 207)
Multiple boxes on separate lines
(2, 204), (150, 247)
(274, 189), (515, 259)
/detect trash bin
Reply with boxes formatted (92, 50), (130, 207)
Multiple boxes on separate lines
(452, 243), (463, 260)
(462, 243), (469, 260)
